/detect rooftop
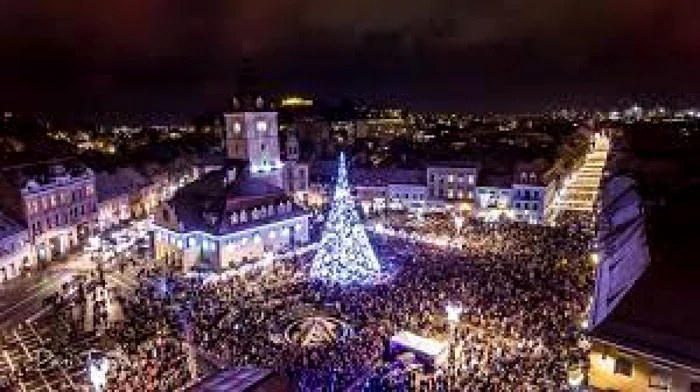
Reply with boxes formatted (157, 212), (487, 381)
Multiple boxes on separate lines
(95, 167), (149, 202)
(476, 173), (513, 188)
(166, 160), (306, 235)
(0, 211), (25, 241)
(590, 177), (700, 370)
(427, 161), (481, 170)
(310, 161), (425, 187)
(0, 159), (92, 191)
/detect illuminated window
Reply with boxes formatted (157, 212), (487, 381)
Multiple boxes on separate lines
(241, 237), (248, 246)
(448, 175), (454, 182)
(254, 234), (262, 244)
(269, 230), (276, 239)
(282, 227), (290, 237)
(468, 175), (475, 185)
(50, 195), (56, 207)
(188, 237), (197, 248)
(256, 121), (267, 132)
(233, 122), (241, 133)
(447, 189), (454, 199)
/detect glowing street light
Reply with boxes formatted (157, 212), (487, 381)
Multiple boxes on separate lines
(445, 302), (463, 372)
(453, 214), (465, 236)
(88, 355), (110, 391)
(446, 303), (463, 323)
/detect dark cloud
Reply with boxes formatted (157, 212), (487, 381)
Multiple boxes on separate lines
(0, 0), (698, 114)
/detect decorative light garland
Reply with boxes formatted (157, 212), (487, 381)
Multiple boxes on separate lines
(310, 152), (382, 285)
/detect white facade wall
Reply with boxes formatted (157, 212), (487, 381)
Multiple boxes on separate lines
(511, 184), (548, 224)
(21, 172), (98, 262)
(426, 167), (478, 203)
(387, 184), (428, 211)
(224, 111), (284, 189)
(154, 214), (310, 272)
(475, 186), (514, 221)
(0, 230), (31, 283)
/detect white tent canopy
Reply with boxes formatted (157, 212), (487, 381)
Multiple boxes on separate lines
(390, 331), (448, 366)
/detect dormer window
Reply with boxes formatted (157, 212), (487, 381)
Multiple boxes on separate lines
(239, 210), (247, 223)
(256, 120), (267, 133)
(230, 213), (238, 225)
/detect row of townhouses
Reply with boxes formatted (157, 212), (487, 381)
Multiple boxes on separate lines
(306, 157), (557, 225)
(0, 157), (204, 284)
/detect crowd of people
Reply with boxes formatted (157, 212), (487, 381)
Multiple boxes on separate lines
(88, 213), (594, 391)
(4, 212), (595, 391)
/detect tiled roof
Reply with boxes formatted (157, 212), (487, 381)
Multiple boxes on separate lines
(0, 159), (92, 188)
(166, 162), (305, 235)
(0, 210), (25, 240)
(590, 179), (700, 370)
(95, 167), (149, 202)
(310, 161), (425, 186)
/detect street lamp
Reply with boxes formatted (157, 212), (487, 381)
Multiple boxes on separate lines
(445, 303), (462, 374)
(88, 355), (110, 392)
(453, 214), (464, 235)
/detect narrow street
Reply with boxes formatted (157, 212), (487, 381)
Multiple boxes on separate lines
(550, 133), (611, 222)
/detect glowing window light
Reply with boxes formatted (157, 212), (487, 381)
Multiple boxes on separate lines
(254, 234), (261, 244)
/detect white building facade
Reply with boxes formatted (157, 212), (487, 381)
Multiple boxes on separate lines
(426, 164), (479, 211)
(0, 162), (98, 263)
(153, 95), (311, 272)
(0, 212), (31, 283)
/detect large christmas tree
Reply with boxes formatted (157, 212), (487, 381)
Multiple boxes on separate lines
(310, 152), (381, 285)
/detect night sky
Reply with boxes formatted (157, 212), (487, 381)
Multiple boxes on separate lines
(1, 0), (699, 116)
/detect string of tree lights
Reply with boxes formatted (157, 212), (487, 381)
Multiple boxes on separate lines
(310, 152), (382, 285)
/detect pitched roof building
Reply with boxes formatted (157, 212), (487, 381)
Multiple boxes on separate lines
(588, 174), (700, 391)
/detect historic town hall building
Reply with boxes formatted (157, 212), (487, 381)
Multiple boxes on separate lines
(152, 92), (311, 272)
